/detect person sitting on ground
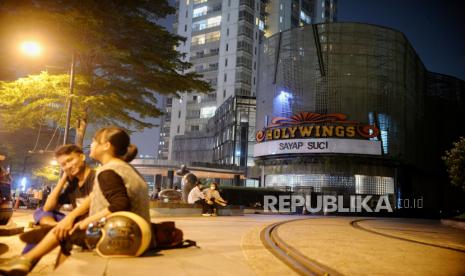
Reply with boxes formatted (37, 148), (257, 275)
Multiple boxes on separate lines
(187, 180), (205, 204)
(0, 127), (150, 275)
(21, 145), (95, 254)
(0, 145), (95, 274)
(202, 182), (227, 216)
(75, 126), (150, 229)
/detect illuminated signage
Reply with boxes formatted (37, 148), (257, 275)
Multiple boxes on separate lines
(254, 112), (382, 157)
(254, 138), (382, 156)
(256, 112), (379, 142)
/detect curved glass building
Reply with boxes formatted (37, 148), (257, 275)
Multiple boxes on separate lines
(254, 22), (465, 213)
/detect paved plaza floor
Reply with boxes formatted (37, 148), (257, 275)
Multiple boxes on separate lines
(276, 217), (465, 275)
(1, 210), (464, 275)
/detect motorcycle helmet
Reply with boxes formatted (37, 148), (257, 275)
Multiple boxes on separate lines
(95, 211), (152, 257)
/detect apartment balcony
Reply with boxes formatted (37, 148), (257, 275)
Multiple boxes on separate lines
(192, 22), (221, 34)
(196, 65), (218, 74)
(192, 5), (222, 20)
(190, 51), (219, 61)
(191, 37), (220, 48)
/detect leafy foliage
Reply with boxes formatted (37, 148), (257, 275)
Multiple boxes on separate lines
(32, 164), (60, 182)
(0, 0), (211, 145)
(442, 137), (465, 191)
(0, 72), (73, 130)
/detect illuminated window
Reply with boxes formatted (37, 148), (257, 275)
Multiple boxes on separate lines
(192, 31), (220, 45)
(200, 106), (216, 118)
(192, 16), (221, 31)
(192, 34), (205, 45)
(208, 16), (221, 26)
(258, 20), (265, 31)
(300, 11), (311, 24)
(193, 6), (208, 18)
(368, 112), (390, 154)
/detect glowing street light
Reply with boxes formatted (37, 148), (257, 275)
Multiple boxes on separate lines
(50, 159), (58, 166)
(20, 41), (42, 57)
(19, 40), (75, 145)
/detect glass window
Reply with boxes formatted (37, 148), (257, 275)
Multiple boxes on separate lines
(200, 106), (217, 118)
(193, 6), (208, 18)
(259, 20), (265, 31)
(191, 31), (220, 45)
(192, 16), (221, 31)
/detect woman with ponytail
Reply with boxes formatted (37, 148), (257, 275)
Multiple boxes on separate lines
(0, 127), (151, 274)
(76, 126), (150, 229)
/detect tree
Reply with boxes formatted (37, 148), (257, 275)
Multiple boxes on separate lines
(443, 137), (465, 192)
(32, 164), (60, 183)
(0, 0), (211, 146)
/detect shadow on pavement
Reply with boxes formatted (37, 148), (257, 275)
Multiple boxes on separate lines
(0, 243), (9, 256)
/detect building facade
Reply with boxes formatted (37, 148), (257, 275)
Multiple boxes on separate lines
(265, 0), (336, 36)
(212, 95), (256, 166)
(162, 0), (265, 160)
(254, 22), (465, 212)
(158, 0), (337, 162)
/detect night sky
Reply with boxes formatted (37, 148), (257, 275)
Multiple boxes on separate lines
(133, 0), (465, 156)
(338, 0), (465, 80)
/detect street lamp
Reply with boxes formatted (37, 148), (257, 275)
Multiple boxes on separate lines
(19, 41), (75, 145)
(63, 53), (76, 145)
(20, 41), (42, 58)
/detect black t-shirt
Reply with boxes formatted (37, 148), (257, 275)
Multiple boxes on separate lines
(58, 169), (95, 209)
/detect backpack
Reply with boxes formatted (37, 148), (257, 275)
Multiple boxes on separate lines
(151, 221), (197, 249)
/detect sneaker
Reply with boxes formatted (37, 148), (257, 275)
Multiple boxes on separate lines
(211, 213), (217, 217)
(0, 255), (33, 275)
(202, 213), (211, 217)
(19, 225), (54, 244)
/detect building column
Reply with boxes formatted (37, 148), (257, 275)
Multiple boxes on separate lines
(155, 174), (162, 190)
(234, 174), (241, 186)
(260, 165), (265, 188)
(167, 170), (174, 189)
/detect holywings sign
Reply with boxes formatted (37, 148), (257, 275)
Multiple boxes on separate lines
(254, 112), (382, 157)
